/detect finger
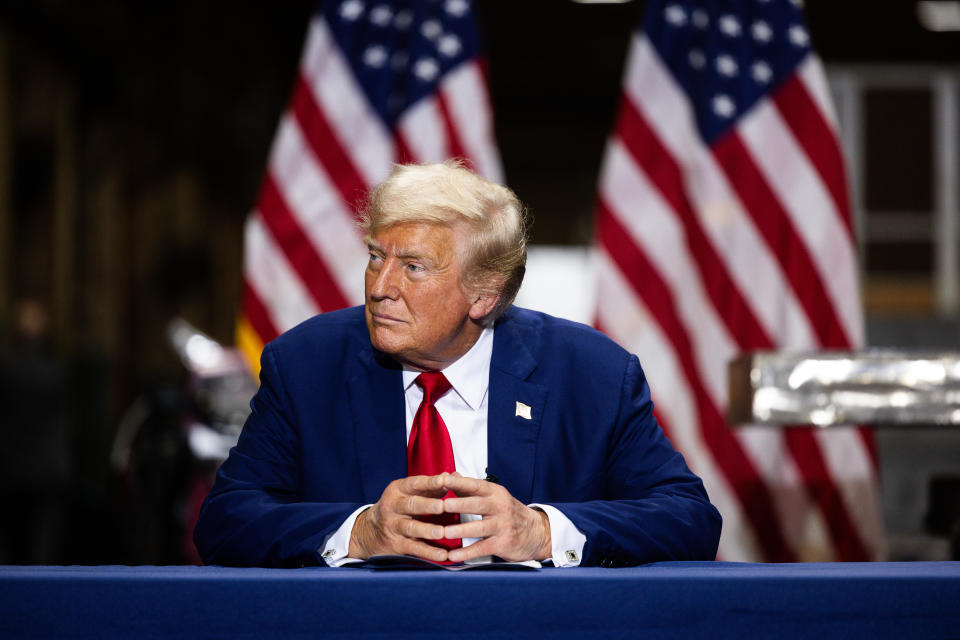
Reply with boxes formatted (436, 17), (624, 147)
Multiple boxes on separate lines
(401, 474), (450, 497)
(397, 518), (445, 541)
(440, 474), (490, 496)
(447, 538), (497, 564)
(442, 496), (495, 515)
(394, 494), (445, 516)
(401, 540), (449, 564)
(443, 518), (498, 540)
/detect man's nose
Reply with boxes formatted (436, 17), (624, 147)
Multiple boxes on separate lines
(369, 261), (400, 300)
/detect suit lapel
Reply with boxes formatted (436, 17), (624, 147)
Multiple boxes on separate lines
(347, 345), (406, 503)
(487, 310), (547, 505)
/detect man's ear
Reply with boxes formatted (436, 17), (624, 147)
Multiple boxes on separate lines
(468, 292), (500, 322)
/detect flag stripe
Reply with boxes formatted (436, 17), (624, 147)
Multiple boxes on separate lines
(594, 252), (762, 562)
(813, 427), (885, 556)
(711, 133), (851, 347)
(441, 61), (504, 183)
(268, 113), (367, 305)
(242, 283), (280, 346)
(738, 100), (863, 347)
(394, 130), (418, 164)
(398, 97), (449, 163)
(300, 18), (395, 186)
(599, 136), (860, 556)
(597, 202), (794, 561)
(784, 429), (870, 560)
(623, 36), (818, 349)
(615, 97), (775, 349)
(598, 2), (883, 561)
(436, 88), (473, 167)
(601, 140), (734, 406)
(243, 214), (319, 331)
(291, 73), (369, 216)
(258, 175), (351, 312)
(772, 74), (855, 240)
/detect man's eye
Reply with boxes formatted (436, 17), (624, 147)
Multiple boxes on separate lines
(368, 252), (383, 264)
(406, 263), (425, 273)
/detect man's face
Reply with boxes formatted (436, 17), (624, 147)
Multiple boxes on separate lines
(364, 222), (488, 371)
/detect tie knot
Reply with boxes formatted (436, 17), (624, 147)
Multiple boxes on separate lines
(416, 371), (451, 404)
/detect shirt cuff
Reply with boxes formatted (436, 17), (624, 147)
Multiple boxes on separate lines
(529, 503), (586, 567)
(318, 505), (371, 567)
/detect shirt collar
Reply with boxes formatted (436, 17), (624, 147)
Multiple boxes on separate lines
(402, 326), (494, 411)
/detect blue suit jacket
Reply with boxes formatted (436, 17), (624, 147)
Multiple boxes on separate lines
(194, 306), (721, 567)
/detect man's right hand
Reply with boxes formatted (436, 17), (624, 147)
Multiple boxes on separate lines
(347, 475), (450, 562)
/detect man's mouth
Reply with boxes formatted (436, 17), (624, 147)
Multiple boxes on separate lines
(370, 310), (405, 324)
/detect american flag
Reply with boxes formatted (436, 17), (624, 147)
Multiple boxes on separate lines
(237, 0), (502, 376)
(594, 0), (884, 561)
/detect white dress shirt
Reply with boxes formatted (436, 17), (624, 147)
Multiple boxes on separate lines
(320, 326), (586, 567)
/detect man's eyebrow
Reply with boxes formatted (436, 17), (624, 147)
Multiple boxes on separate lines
(365, 238), (433, 263)
(395, 248), (430, 261)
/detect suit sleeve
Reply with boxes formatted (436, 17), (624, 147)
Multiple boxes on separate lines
(193, 344), (362, 567)
(546, 355), (722, 566)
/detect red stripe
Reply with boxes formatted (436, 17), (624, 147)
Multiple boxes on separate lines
(772, 75), (855, 241)
(394, 130), (417, 164)
(617, 98), (774, 350)
(597, 201), (795, 562)
(242, 280), (280, 344)
(712, 133), (851, 348)
(257, 174), (351, 312)
(783, 429), (870, 560)
(772, 78), (880, 476)
(436, 88), (475, 170)
(291, 73), (369, 218)
(616, 101), (873, 558)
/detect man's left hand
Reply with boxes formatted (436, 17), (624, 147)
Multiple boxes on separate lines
(437, 473), (552, 563)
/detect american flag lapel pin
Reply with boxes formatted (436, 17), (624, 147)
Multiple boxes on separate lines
(515, 401), (532, 420)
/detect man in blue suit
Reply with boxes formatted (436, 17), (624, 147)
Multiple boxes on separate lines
(194, 162), (721, 568)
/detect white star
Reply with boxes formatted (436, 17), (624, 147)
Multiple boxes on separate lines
(664, 4), (687, 26)
(716, 54), (738, 77)
(363, 45), (388, 68)
(692, 9), (709, 29)
(719, 15), (742, 37)
(369, 4), (393, 26)
(713, 94), (736, 118)
(414, 57), (440, 82)
(340, 0), (365, 21)
(421, 19), (443, 40)
(689, 49), (706, 70)
(445, 0), (470, 17)
(394, 9), (414, 30)
(790, 0), (804, 7)
(752, 20), (773, 43)
(392, 51), (409, 70)
(752, 61), (773, 83)
(438, 34), (462, 57)
(789, 24), (809, 47)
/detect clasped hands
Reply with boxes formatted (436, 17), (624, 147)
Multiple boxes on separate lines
(348, 472), (551, 563)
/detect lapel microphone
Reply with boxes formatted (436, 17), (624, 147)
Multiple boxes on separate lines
(484, 468), (498, 485)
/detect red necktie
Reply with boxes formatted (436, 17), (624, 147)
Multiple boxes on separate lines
(407, 371), (461, 551)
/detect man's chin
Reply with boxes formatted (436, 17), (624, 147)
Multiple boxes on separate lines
(368, 326), (405, 356)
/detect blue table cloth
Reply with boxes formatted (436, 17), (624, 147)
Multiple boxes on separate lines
(2, 562), (959, 639)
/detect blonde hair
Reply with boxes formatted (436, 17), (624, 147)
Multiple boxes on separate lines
(360, 161), (527, 323)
